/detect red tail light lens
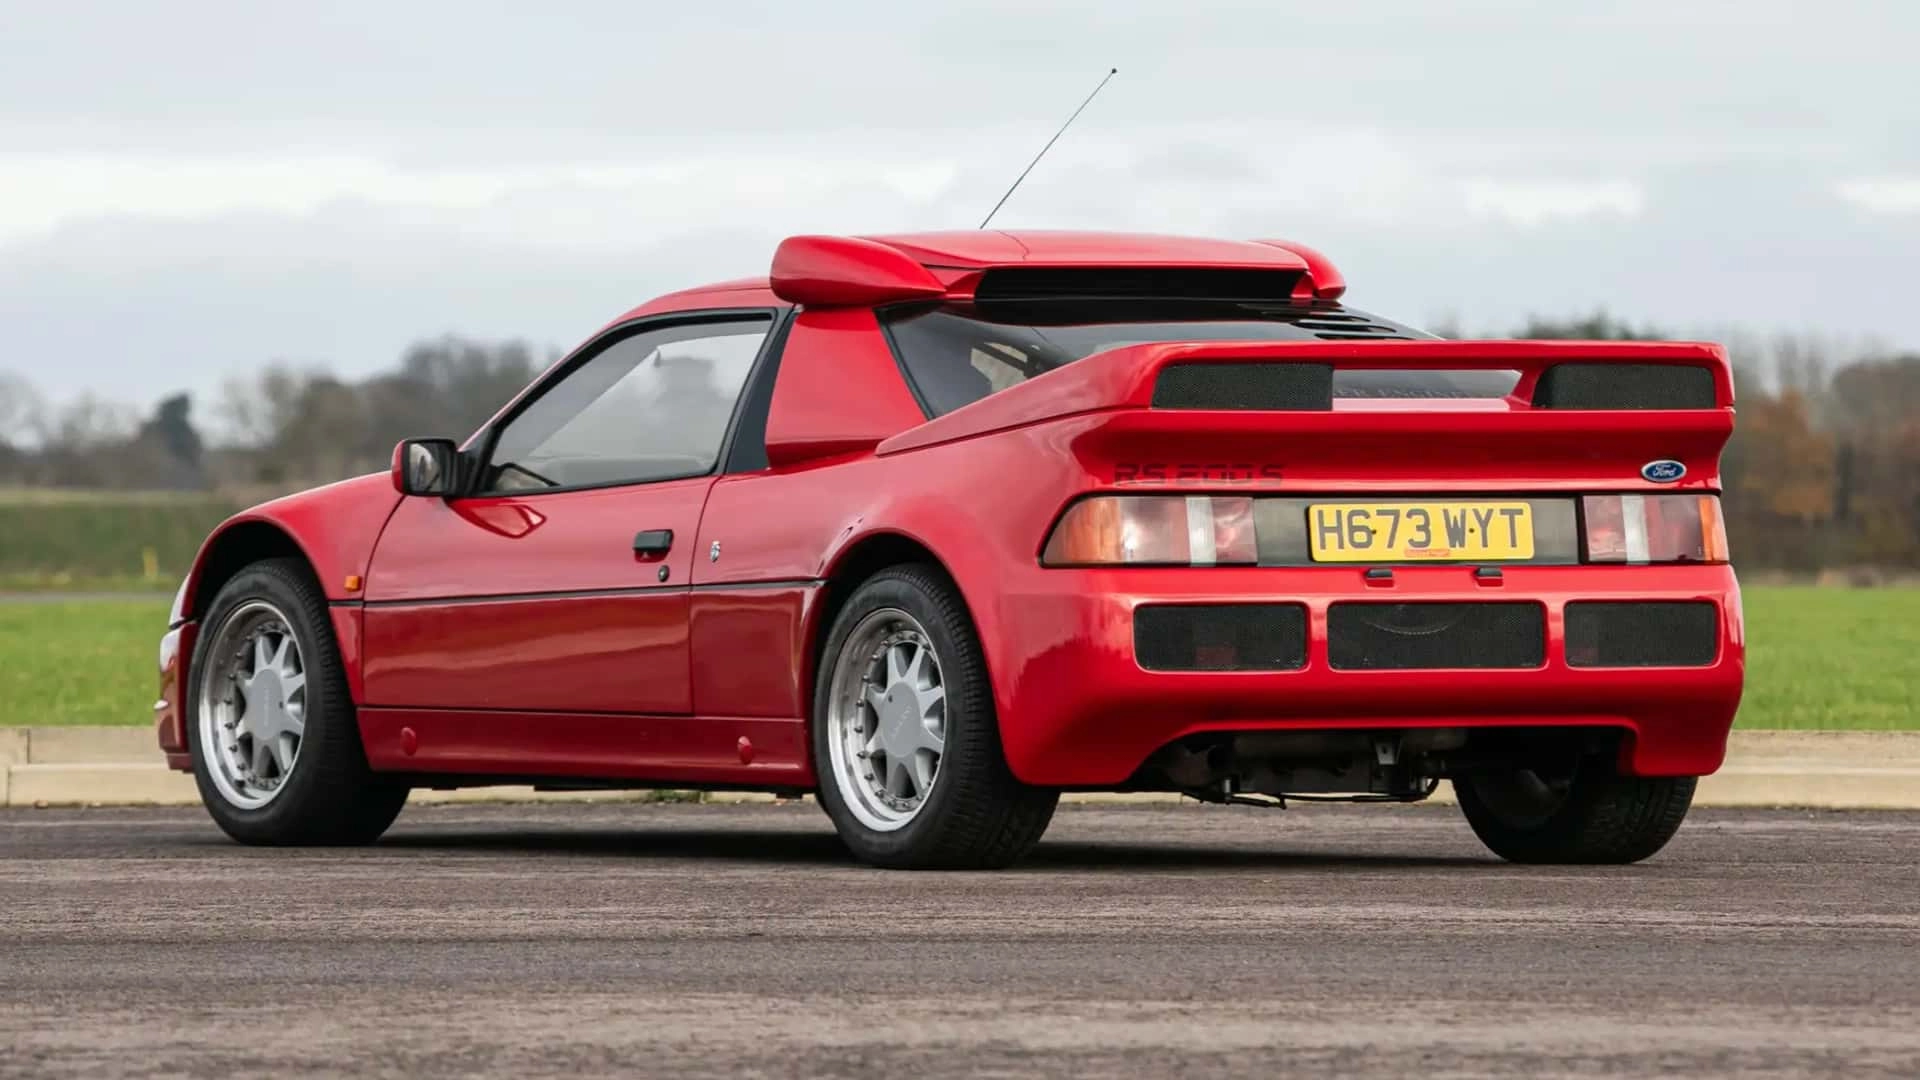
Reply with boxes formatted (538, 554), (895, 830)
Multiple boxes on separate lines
(1582, 494), (1728, 564)
(1043, 496), (1258, 566)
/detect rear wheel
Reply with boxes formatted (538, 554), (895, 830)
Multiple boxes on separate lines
(813, 565), (1057, 869)
(187, 558), (408, 845)
(1456, 760), (1695, 864)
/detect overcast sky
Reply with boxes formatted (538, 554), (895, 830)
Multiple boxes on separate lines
(3, 0), (1916, 423)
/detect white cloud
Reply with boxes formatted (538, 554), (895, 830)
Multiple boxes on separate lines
(1835, 178), (1920, 214)
(2, 121), (1688, 259)
(0, 151), (967, 249)
(1458, 180), (1645, 227)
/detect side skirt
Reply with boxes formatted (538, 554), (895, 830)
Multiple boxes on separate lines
(358, 708), (814, 788)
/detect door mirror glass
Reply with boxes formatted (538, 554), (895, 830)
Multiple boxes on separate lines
(393, 438), (461, 496)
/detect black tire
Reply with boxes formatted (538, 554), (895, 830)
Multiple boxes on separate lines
(187, 558), (408, 845)
(1456, 762), (1695, 865)
(812, 564), (1057, 869)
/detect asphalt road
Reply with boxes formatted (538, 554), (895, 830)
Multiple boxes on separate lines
(3, 802), (1917, 1079)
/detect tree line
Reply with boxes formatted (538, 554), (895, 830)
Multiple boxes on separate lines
(0, 337), (545, 493)
(1, 317), (1915, 573)
(1507, 314), (1920, 574)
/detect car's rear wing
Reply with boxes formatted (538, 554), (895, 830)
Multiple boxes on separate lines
(878, 339), (1736, 492)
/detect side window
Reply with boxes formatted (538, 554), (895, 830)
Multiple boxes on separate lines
(483, 316), (770, 492)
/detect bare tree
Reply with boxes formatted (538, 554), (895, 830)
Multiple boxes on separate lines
(0, 372), (45, 447)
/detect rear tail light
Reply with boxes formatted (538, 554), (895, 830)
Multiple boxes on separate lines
(1042, 496), (1257, 566)
(1582, 494), (1728, 564)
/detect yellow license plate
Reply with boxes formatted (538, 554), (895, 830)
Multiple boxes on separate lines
(1308, 502), (1535, 562)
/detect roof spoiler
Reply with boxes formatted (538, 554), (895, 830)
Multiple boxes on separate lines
(769, 235), (947, 307)
(769, 234), (1348, 307)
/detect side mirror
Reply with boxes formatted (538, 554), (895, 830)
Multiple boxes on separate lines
(392, 438), (462, 496)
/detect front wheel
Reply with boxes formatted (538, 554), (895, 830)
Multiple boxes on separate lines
(812, 565), (1057, 869)
(1455, 762), (1696, 864)
(187, 558), (409, 845)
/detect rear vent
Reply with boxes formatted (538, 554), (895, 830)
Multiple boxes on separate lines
(1532, 363), (1717, 410)
(1135, 604), (1308, 672)
(1289, 310), (1411, 341)
(1565, 602), (1719, 667)
(1328, 602), (1545, 670)
(973, 267), (1304, 302)
(1152, 363), (1334, 410)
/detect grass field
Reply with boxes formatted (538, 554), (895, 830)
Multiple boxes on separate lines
(0, 587), (1913, 730)
(0, 489), (242, 592)
(1, 599), (169, 728)
(1739, 586), (1919, 730)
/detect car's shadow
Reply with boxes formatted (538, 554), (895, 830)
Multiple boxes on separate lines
(373, 827), (1485, 870)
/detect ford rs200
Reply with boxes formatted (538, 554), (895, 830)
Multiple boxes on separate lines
(154, 232), (1741, 868)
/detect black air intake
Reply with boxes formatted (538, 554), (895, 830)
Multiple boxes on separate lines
(1565, 601), (1719, 667)
(1134, 604), (1308, 672)
(1531, 363), (1717, 410)
(1152, 363), (1334, 410)
(973, 267), (1304, 302)
(1328, 602), (1545, 670)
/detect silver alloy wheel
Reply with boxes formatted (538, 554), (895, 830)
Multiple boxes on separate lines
(197, 600), (307, 810)
(825, 608), (947, 832)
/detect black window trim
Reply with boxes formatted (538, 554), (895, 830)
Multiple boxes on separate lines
(874, 301), (941, 420)
(720, 307), (796, 474)
(458, 306), (786, 499)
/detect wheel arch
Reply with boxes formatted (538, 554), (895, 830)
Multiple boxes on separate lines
(803, 525), (1059, 867)
(165, 518), (340, 759)
(806, 529), (1011, 732)
(181, 473), (402, 620)
(185, 519), (319, 622)
(177, 474), (404, 720)
(811, 531), (967, 675)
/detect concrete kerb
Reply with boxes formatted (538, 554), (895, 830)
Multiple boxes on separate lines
(0, 728), (23, 804)
(25, 726), (158, 764)
(3, 728), (1918, 809)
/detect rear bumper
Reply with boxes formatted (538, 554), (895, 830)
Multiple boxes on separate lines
(984, 563), (1743, 786)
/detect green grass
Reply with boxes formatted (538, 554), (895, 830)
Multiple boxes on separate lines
(0, 600), (170, 727)
(0, 489), (242, 592)
(1, 588), (1914, 729)
(1738, 586), (1919, 730)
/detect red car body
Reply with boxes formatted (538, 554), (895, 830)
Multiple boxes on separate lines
(156, 231), (1742, 808)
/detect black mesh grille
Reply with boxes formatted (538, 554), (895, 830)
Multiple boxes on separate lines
(1135, 604), (1307, 672)
(1565, 602), (1719, 667)
(973, 267), (1305, 302)
(1531, 363), (1717, 409)
(1328, 602), (1545, 670)
(1152, 363), (1334, 410)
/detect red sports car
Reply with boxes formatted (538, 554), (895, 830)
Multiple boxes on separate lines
(154, 232), (1742, 868)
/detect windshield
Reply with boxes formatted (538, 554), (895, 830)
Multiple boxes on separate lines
(880, 299), (1508, 416)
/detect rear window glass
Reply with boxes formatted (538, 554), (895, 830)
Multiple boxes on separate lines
(881, 299), (1466, 416)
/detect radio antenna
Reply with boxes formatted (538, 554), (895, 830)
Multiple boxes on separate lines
(979, 67), (1118, 229)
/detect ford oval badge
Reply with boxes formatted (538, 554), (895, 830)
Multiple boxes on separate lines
(1641, 460), (1686, 483)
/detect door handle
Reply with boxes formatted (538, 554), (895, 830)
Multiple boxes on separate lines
(632, 529), (673, 555)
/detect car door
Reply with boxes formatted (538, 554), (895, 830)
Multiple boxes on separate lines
(361, 311), (776, 718)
